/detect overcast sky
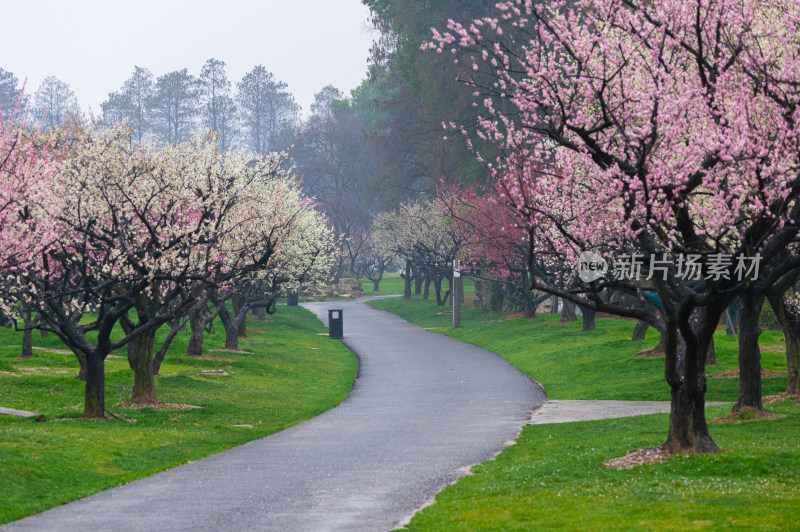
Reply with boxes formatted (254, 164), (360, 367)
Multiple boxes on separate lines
(2, 0), (375, 116)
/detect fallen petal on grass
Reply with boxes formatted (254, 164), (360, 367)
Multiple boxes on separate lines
(604, 447), (672, 469)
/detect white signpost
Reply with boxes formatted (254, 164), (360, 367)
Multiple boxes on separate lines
(453, 259), (461, 328)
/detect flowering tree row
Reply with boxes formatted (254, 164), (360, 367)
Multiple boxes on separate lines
(440, 182), (561, 320)
(0, 111), (335, 417)
(372, 199), (461, 304)
(428, 0), (800, 453)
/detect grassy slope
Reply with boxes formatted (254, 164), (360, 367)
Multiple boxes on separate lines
(404, 409), (800, 531)
(368, 297), (787, 401)
(368, 296), (800, 531)
(0, 306), (357, 525)
(364, 273), (477, 299)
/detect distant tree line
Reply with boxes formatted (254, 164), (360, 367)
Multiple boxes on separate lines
(0, 0), (501, 281)
(100, 60), (300, 153)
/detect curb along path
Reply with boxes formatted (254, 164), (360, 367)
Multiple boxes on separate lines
(5, 298), (545, 532)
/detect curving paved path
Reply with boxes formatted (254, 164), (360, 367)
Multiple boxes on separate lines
(4, 298), (544, 532)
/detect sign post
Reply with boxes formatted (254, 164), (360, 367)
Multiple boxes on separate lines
(453, 259), (461, 328)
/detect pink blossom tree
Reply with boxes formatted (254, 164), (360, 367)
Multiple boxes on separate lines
(0, 98), (59, 300)
(440, 183), (552, 318)
(429, 0), (800, 453)
(0, 96), (61, 357)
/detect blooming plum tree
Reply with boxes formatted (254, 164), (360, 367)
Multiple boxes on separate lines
(440, 183), (551, 318)
(26, 121), (310, 416)
(428, 0), (800, 453)
(211, 196), (337, 351)
(0, 98), (59, 295)
(357, 224), (398, 291)
(373, 200), (460, 304)
(0, 96), (61, 361)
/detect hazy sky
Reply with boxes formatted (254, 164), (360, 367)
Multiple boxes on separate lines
(2, 0), (375, 116)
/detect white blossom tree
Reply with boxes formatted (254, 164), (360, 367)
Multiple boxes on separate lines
(24, 120), (308, 416)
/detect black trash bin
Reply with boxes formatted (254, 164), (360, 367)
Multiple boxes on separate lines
(328, 309), (343, 339)
(287, 286), (298, 306)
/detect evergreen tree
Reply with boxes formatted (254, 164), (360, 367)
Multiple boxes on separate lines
(149, 69), (198, 144)
(236, 65), (299, 153)
(32, 76), (80, 130)
(198, 58), (237, 150)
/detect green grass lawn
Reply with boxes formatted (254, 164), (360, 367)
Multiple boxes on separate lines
(363, 273), (476, 299)
(368, 295), (799, 531)
(363, 272), (406, 296)
(368, 297), (787, 401)
(0, 306), (357, 525)
(403, 406), (800, 531)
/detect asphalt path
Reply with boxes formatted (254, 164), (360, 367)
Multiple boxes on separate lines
(4, 298), (545, 532)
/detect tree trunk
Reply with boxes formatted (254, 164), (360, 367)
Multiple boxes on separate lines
(637, 329), (667, 357)
(560, 300), (577, 322)
(40, 329), (48, 338)
(434, 277), (443, 306)
(373, 279), (381, 291)
(767, 293), (800, 395)
(473, 279), (484, 306)
(706, 338), (716, 366)
(72, 346), (88, 381)
(549, 295), (559, 314)
(653, 332), (666, 356)
(120, 316), (137, 369)
(152, 320), (183, 375)
(447, 276), (453, 299)
(21, 304), (33, 358)
(632, 320), (649, 341)
(224, 322), (239, 350)
(255, 306), (266, 322)
(414, 273), (423, 295)
(726, 298), (741, 335)
(239, 315), (247, 337)
(733, 290), (765, 412)
(131, 329), (157, 403)
(489, 281), (504, 313)
(581, 306), (596, 331)
(218, 305), (240, 350)
(187, 308), (204, 357)
(403, 260), (412, 300)
(661, 306), (720, 454)
(233, 294), (247, 338)
(83, 352), (106, 419)
(423, 277), (431, 300)
(523, 299), (537, 319)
